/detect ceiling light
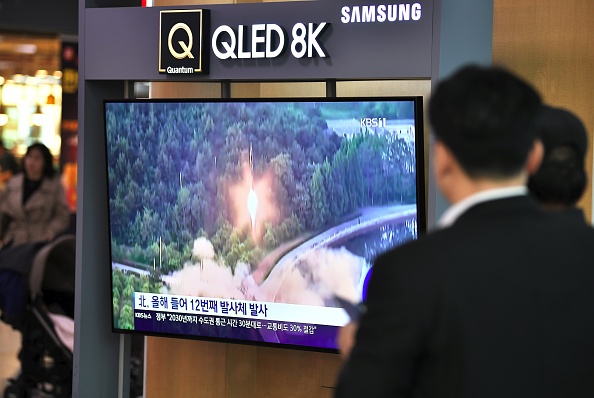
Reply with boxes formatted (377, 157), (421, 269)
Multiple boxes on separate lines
(1, 82), (21, 106)
(0, 84), (5, 126)
(14, 44), (37, 54)
(31, 107), (45, 126)
(12, 74), (25, 83)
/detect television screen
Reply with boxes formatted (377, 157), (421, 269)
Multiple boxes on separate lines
(105, 97), (425, 351)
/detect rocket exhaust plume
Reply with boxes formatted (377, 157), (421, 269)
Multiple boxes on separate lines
(248, 186), (258, 230)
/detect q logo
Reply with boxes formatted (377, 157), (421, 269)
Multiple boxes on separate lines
(168, 23), (194, 59)
(159, 9), (211, 74)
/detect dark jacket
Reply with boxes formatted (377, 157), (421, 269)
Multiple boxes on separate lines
(335, 195), (594, 398)
(0, 241), (45, 328)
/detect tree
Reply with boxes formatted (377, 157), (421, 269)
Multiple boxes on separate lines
(310, 166), (329, 229)
(269, 153), (295, 219)
(119, 304), (134, 330)
(293, 181), (312, 229)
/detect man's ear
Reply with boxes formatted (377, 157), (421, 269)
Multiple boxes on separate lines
(527, 139), (544, 175)
(433, 140), (454, 181)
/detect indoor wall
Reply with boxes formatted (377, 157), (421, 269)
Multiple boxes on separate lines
(492, 0), (594, 222)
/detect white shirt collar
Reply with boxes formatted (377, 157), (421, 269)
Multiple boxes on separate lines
(438, 186), (528, 229)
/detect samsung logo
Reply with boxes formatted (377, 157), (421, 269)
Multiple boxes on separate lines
(360, 117), (387, 128)
(341, 4), (422, 24)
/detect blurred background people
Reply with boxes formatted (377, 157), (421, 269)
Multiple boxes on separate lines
(528, 105), (588, 221)
(0, 142), (70, 247)
(0, 140), (19, 190)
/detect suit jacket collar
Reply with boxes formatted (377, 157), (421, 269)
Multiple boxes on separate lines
(453, 194), (542, 227)
(439, 186), (528, 228)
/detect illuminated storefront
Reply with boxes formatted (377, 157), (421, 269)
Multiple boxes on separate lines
(0, 31), (77, 210)
(0, 32), (63, 156)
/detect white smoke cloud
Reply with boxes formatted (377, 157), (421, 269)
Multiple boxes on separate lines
(302, 247), (364, 303)
(166, 238), (365, 308)
(256, 247), (365, 306)
(192, 237), (215, 261)
(274, 266), (326, 306)
(233, 261), (251, 289)
(168, 257), (245, 300)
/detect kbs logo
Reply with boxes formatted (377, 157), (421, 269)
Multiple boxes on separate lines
(360, 117), (387, 127)
(159, 9), (210, 74)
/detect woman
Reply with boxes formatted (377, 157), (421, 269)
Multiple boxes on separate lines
(0, 143), (70, 246)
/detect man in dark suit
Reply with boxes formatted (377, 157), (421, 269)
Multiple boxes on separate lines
(528, 105), (589, 222)
(334, 65), (594, 398)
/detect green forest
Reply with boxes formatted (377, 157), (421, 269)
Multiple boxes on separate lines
(112, 267), (162, 329)
(106, 100), (417, 276)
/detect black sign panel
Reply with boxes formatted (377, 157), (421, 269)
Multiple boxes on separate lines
(159, 9), (210, 75)
(85, 1), (433, 81)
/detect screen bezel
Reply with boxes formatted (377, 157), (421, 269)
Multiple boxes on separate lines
(103, 96), (426, 353)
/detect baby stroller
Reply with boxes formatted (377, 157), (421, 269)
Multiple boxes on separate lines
(0, 235), (76, 398)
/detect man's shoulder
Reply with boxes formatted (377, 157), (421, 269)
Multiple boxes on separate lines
(550, 212), (594, 240)
(374, 227), (456, 271)
(375, 207), (594, 269)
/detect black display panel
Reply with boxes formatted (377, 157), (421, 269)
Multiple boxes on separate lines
(105, 97), (425, 351)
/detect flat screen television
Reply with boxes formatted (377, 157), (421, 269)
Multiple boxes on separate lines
(105, 97), (426, 352)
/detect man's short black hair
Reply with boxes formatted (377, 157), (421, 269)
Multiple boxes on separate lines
(528, 106), (588, 206)
(429, 65), (542, 179)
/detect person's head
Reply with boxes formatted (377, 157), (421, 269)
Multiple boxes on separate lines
(527, 105), (588, 209)
(429, 65), (543, 202)
(24, 142), (55, 180)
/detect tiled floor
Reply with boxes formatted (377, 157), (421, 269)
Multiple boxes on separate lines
(0, 321), (21, 392)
